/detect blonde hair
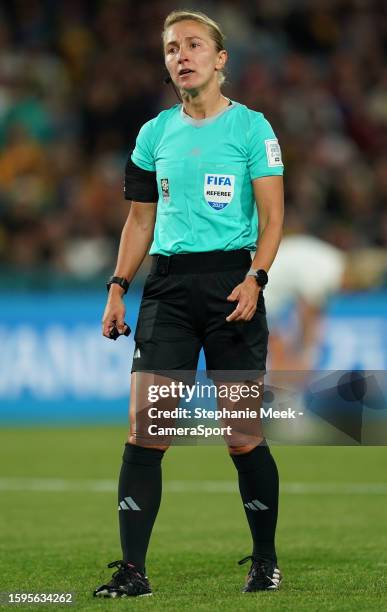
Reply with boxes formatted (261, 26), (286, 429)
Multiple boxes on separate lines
(162, 10), (227, 85)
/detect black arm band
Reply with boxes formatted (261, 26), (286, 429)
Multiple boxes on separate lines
(124, 155), (158, 202)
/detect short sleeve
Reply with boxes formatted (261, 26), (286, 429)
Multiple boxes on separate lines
(247, 113), (284, 180)
(131, 119), (156, 171)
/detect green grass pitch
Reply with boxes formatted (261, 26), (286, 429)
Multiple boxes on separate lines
(0, 427), (386, 611)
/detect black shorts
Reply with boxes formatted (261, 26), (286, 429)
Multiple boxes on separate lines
(131, 249), (269, 379)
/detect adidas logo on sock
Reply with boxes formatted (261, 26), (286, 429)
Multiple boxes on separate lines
(118, 496), (141, 511)
(244, 499), (269, 511)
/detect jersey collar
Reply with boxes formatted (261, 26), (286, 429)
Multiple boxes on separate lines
(179, 100), (236, 127)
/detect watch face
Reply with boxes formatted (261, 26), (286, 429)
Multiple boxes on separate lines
(256, 270), (268, 287)
(107, 276), (129, 293)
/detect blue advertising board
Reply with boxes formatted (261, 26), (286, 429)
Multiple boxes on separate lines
(0, 292), (141, 424)
(0, 291), (386, 424)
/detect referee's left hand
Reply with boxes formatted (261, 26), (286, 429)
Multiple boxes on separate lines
(226, 276), (261, 322)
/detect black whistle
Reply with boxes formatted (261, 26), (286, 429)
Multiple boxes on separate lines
(109, 323), (131, 341)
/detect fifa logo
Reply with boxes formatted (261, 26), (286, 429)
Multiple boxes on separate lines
(206, 175), (232, 186)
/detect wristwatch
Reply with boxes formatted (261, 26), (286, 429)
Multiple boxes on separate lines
(246, 268), (268, 288)
(106, 276), (130, 294)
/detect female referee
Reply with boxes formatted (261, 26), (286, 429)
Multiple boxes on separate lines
(94, 9), (284, 598)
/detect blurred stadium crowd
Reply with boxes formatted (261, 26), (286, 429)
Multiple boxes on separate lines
(0, 0), (387, 287)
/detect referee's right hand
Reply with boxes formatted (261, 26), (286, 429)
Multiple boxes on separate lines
(102, 290), (126, 338)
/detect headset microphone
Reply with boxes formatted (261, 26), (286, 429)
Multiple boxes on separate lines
(163, 73), (182, 102)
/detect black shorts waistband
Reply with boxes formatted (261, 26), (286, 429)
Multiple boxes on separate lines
(151, 249), (252, 275)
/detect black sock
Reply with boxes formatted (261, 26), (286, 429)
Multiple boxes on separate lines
(118, 443), (164, 573)
(230, 441), (279, 563)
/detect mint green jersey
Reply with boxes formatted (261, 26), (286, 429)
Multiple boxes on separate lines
(131, 101), (284, 256)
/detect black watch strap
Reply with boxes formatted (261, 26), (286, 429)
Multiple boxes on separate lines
(106, 276), (130, 294)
